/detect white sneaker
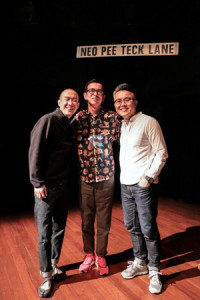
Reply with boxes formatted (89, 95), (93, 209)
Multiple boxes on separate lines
(121, 260), (148, 279)
(149, 270), (162, 294)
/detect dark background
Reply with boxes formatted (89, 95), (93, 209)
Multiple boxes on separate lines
(1, 0), (200, 214)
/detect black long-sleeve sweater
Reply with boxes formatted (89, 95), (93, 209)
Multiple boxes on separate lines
(28, 108), (75, 188)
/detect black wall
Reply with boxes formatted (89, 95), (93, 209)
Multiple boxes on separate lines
(2, 0), (200, 214)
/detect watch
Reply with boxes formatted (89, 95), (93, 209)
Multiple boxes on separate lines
(145, 176), (154, 184)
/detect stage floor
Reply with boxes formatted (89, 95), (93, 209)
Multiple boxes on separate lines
(0, 196), (200, 299)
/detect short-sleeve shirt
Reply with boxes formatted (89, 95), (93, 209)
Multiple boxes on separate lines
(75, 109), (121, 183)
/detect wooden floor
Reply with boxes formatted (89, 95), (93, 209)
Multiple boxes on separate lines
(0, 196), (200, 300)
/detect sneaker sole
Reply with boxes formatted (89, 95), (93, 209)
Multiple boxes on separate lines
(121, 270), (148, 279)
(149, 285), (162, 294)
(98, 271), (109, 276)
(96, 268), (110, 276)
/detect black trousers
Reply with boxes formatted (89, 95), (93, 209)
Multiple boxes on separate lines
(34, 185), (69, 277)
(80, 176), (114, 257)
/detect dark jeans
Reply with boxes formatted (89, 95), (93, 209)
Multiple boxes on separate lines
(34, 184), (69, 277)
(121, 183), (160, 270)
(80, 176), (114, 257)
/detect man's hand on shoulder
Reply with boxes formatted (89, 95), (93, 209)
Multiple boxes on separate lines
(75, 110), (86, 120)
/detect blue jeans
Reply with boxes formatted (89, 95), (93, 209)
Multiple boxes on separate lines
(34, 184), (69, 277)
(121, 184), (160, 270)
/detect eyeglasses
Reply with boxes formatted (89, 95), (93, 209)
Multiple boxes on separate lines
(114, 97), (135, 106)
(64, 97), (79, 103)
(86, 88), (104, 95)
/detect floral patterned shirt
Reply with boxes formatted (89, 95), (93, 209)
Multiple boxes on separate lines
(75, 109), (121, 183)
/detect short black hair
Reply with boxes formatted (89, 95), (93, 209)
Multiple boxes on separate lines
(113, 83), (137, 99)
(84, 78), (104, 92)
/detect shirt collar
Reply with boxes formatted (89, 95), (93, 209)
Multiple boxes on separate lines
(85, 107), (105, 117)
(122, 111), (142, 126)
(55, 107), (70, 123)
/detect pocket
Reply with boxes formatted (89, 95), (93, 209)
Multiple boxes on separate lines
(137, 182), (150, 189)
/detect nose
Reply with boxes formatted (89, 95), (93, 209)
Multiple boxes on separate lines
(67, 99), (73, 104)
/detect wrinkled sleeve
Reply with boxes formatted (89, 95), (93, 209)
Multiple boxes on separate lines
(28, 116), (51, 188)
(146, 118), (168, 182)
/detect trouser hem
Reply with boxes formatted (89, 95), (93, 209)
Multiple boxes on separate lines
(134, 257), (147, 266)
(40, 270), (53, 278)
(148, 265), (160, 272)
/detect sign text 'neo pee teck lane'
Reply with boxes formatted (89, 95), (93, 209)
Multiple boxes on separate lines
(76, 42), (179, 58)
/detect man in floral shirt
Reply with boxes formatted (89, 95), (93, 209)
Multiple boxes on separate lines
(75, 79), (121, 275)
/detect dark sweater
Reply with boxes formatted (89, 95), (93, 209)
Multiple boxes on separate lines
(29, 108), (75, 188)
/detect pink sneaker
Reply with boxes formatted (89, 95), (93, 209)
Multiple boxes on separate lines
(95, 256), (109, 275)
(79, 253), (95, 272)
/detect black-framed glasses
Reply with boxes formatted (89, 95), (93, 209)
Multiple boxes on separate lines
(86, 88), (104, 95)
(114, 97), (135, 105)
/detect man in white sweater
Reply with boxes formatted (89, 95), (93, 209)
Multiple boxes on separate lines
(113, 83), (168, 294)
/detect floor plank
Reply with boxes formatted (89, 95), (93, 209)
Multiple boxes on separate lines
(0, 196), (200, 299)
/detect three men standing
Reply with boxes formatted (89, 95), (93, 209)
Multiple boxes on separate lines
(29, 81), (168, 297)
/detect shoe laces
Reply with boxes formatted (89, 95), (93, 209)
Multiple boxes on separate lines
(126, 261), (135, 270)
(149, 271), (162, 283)
(84, 254), (94, 264)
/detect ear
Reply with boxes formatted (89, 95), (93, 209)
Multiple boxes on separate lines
(102, 95), (106, 102)
(83, 92), (88, 101)
(58, 99), (61, 107)
(134, 100), (138, 107)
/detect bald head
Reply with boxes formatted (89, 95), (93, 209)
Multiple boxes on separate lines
(59, 89), (78, 100)
(58, 89), (80, 118)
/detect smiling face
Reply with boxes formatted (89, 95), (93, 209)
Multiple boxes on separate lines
(58, 89), (80, 118)
(114, 90), (138, 123)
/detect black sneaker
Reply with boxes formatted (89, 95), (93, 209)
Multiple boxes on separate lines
(38, 278), (53, 298)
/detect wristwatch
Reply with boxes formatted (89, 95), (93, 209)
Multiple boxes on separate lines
(145, 176), (154, 184)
